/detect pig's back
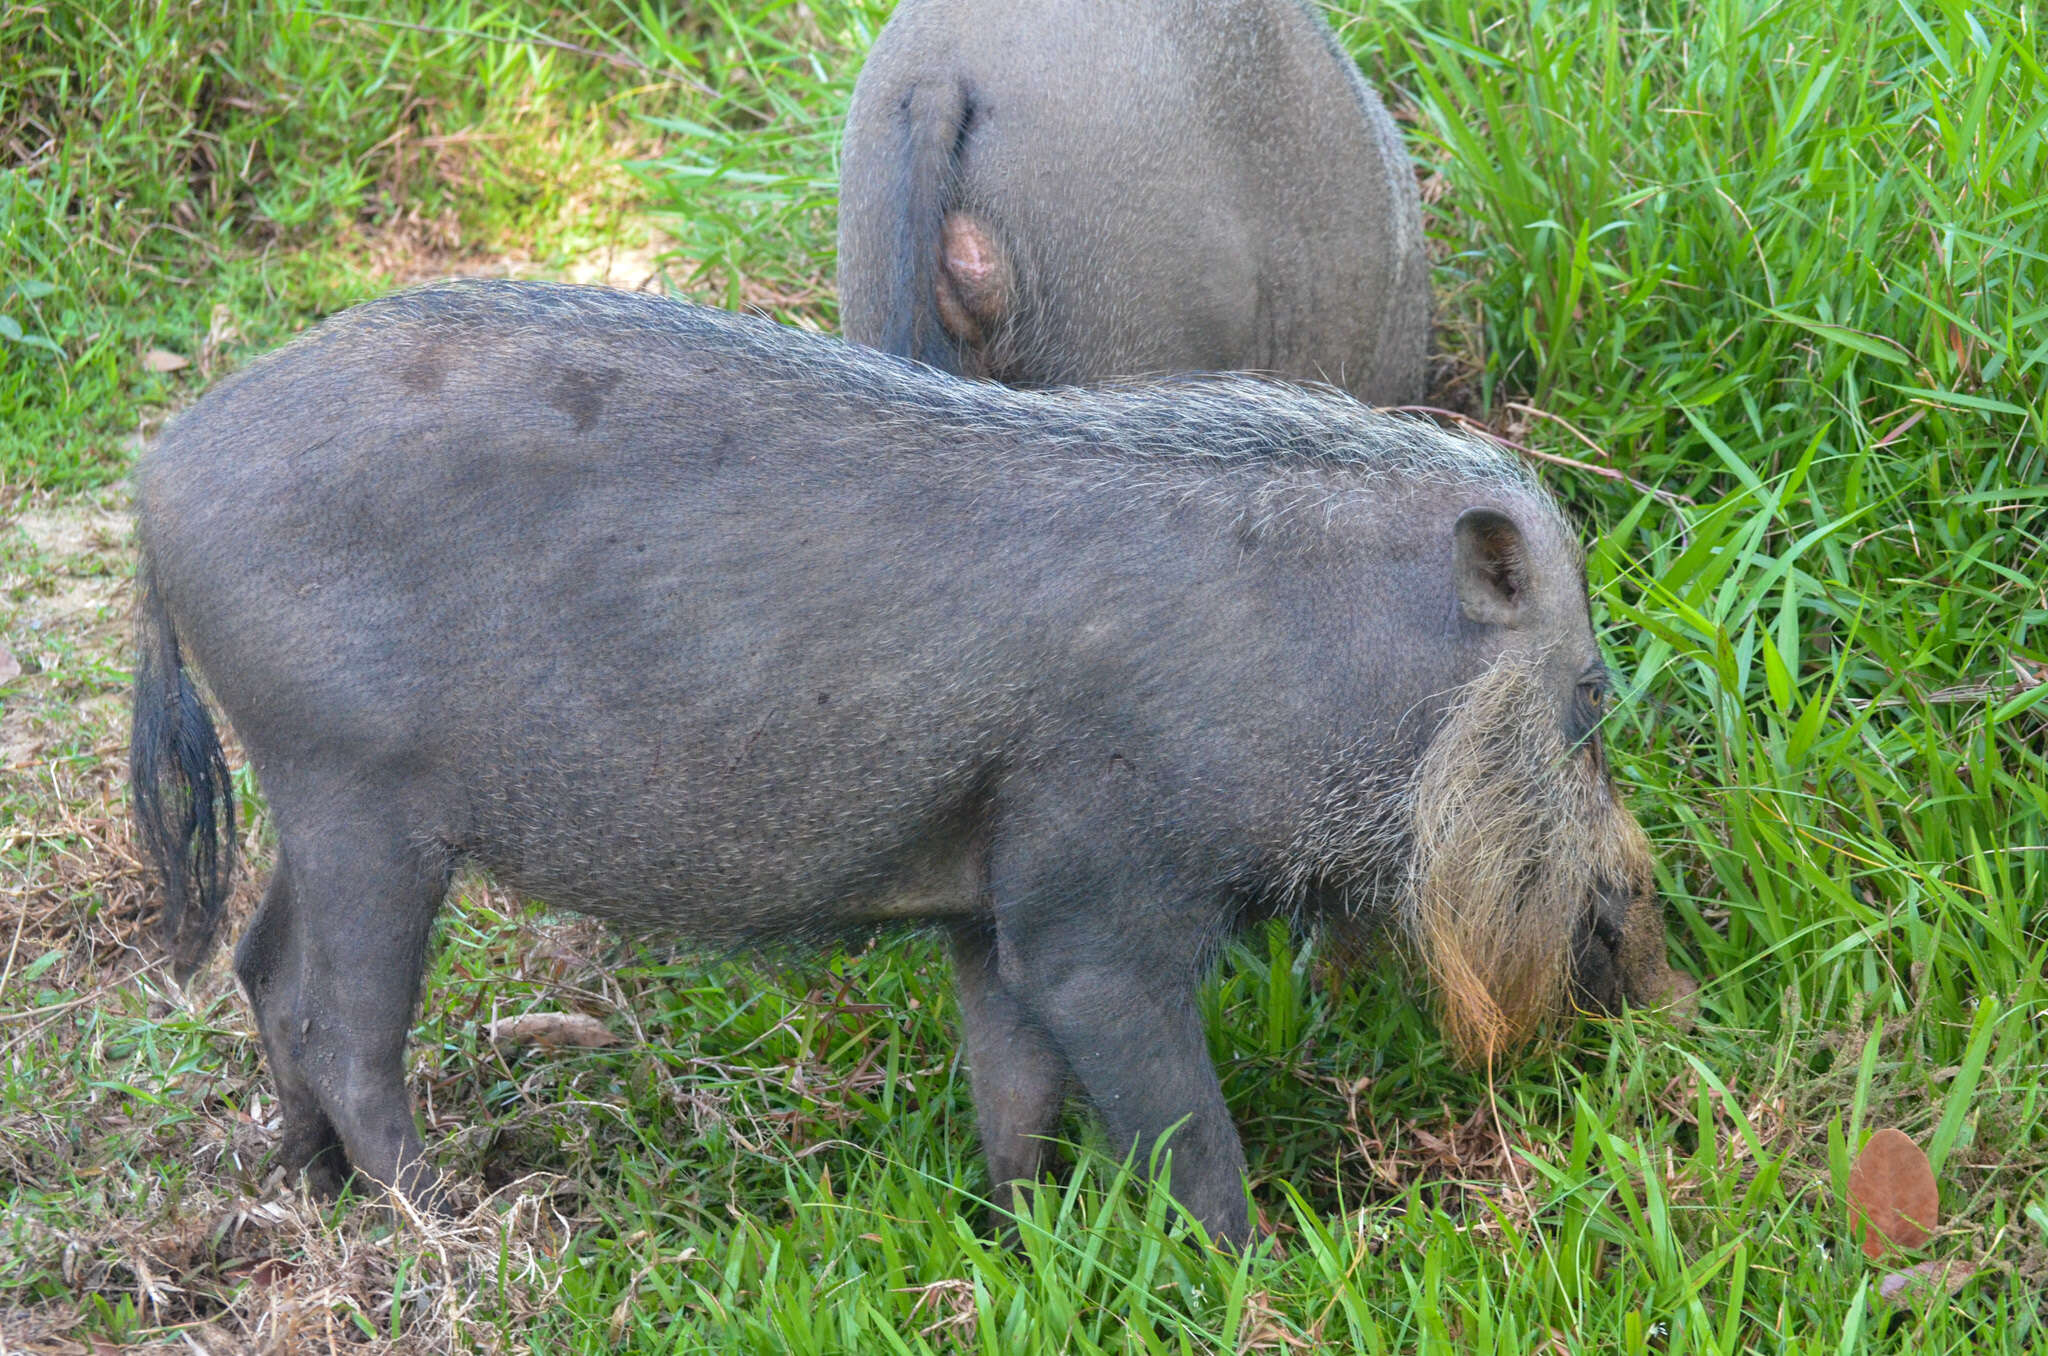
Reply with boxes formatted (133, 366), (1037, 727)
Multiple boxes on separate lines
(868, 0), (1427, 398)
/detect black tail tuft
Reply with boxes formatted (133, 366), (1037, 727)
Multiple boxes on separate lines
(130, 555), (236, 977)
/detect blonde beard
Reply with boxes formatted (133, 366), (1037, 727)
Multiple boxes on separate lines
(1403, 647), (1657, 1066)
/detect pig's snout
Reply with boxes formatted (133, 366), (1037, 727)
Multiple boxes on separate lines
(1567, 876), (1635, 1015)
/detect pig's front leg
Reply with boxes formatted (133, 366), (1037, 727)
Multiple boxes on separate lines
(986, 844), (1250, 1245)
(947, 918), (1073, 1221)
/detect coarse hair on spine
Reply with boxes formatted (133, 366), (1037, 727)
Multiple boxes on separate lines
(262, 279), (1553, 536)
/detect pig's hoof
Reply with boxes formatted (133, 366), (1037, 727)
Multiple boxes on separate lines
(275, 1130), (353, 1200)
(300, 1146), (354, 1200)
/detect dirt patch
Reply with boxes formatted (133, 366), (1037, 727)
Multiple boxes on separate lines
(11, 570), (125, 635)
(11, 502), (132, 563)
(556, 236), (674, 292)
(3, 494), (137, 778)
(3, 495), (134, 640)
(353, 202), (682, 295)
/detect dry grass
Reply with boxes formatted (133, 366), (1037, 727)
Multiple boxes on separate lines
(0, 442), (592, 1356)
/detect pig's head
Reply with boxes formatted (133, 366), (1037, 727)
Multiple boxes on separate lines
(1398, 503), (1692, 1066)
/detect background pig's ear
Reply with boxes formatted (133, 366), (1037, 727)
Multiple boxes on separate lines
(1453, 507), (1528, 626)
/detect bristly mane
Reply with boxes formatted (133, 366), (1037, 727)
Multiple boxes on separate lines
(257, 280), (1554, 521)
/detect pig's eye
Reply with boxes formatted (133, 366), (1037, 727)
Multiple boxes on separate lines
(1575, 680), (1609, 733)
(1571, 668), (1613, 748)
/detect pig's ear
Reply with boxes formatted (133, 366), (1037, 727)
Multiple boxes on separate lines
(1453, 507), (1528, 626)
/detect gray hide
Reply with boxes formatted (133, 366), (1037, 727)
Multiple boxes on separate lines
(132, 281), (1677, 1247)
(837, 0), (1431, 403)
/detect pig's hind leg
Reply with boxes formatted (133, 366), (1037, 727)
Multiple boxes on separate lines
(235, 856), (349, 1194)
(235, 783), (450, 1209)
(947, 918), (1072, 1221)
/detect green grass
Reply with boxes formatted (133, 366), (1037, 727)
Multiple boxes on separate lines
(0, 0), (732, 489)
(4, 0), (2045, 1350)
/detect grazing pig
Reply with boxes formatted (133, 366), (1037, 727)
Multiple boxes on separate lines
(132, 281), (1682, 1247)
(837, 0), (1431, 404)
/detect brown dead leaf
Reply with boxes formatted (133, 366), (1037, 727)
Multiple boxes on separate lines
(1849, 1127), (1939, 1259)
(141, 347), (189, 372)
(1877, 1259), (1978, 1306)
(487, 1011), (618, 1050)
(0, 642), (20, 684)
(248, 1256), (299, 1290)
